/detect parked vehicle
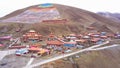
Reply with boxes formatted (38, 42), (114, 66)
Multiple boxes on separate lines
(65, 49), (72, 53)
(15, 48), (29, 56)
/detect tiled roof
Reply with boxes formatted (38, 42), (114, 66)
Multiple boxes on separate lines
(29, 47), (41, 51)
(47, 40), (63, 45)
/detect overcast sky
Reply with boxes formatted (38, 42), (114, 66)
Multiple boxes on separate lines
(0, 0), (120, 17)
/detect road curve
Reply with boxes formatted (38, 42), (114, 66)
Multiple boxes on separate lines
(90, 44), (119, 51)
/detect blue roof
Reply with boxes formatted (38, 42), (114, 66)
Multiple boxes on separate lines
(38, 3), (53, 8)
(64, 44), (75, 47)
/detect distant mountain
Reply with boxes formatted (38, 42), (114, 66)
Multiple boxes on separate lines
(0, 3), (120, 36)
(97, 12), (120, 22)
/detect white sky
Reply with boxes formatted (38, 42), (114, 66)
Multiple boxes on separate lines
(0, 0), (120, 17)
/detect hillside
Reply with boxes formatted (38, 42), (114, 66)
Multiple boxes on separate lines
(0, 3), (120, 36)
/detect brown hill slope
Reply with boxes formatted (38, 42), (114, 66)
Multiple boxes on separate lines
(0, 3), (120, 36)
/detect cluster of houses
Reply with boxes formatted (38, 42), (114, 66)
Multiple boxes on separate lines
(0, 29), (120, 57)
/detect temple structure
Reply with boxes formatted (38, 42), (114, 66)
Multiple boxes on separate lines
(22, 30), (42, 42)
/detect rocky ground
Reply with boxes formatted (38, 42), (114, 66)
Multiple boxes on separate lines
(0, 54), (30, 68)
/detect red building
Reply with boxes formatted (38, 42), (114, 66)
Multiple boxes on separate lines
(46, 33), (64, 46)
(47, 41), (64, 46)
(42, 19), (67, 24)
(22, 30), (42, 42)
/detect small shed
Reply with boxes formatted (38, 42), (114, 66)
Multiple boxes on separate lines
(100, 36), (108, 39)
(100, 32), (107, 35)
(83, 36), (90, 39)
(75, 39), (86, 43)
(91, 38), (101, 43)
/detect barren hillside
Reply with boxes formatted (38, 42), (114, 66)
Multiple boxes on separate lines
(0, 3), (120, 36)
